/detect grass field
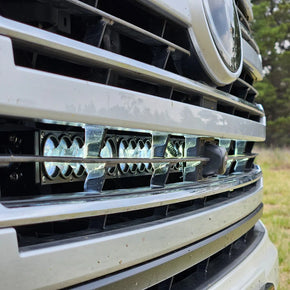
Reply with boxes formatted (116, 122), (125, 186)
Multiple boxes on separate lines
(256, 148), (290, 290)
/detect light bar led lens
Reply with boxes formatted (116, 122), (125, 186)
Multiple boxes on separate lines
(43, 136), (59, 179)
(70, 137), (85, 177)
(43, 133), (155, 179)
(43, 135), (85, 180)
(118, 139), (129, 173)
(56, 138), (71, 177)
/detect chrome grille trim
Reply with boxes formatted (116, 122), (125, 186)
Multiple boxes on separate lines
(237, 7), (251, 33)
(0, 154), (256, 165)
(243, 39), (263, 81)
(72, 209), (263, 290)
(237, 0), (254, 22)
(0, 168), (262, 227)
(241, 26), (260, 54)
(219, 77), (258, 104)
(0, 17), (264, 118)
(227, 153), (258, 161)
(236, 77), (258, 101)
(0, 155), (208, 166)
(0, 36), (265, 141)
(136, 0), (192, 27)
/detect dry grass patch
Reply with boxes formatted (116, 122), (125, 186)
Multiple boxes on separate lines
(256, 148), (290, 290)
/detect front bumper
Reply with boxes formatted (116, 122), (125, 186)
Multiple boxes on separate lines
(0, 204), (278, 289)
(210, 221), (279, 290)
(69, 220), (278, 290)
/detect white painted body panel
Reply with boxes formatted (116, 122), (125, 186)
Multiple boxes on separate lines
(210, 222), (279, 290)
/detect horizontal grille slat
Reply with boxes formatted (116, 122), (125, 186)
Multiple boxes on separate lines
(62, 0), (190, 55)
(218, 76), (258, 104)
(236, 78), (258, 96)
(0, 40), (266, 143)
(0, 16), (264, 120)
(242, 39), (263, 81)
(241, 26), (260, 54)
(0, 155), (208, 165)
(237, 5), (260, 55)
(237, 7), (251, 33)
(69, 210), (264, 290)
(227, 153), (258, 161)
(236, 0), (254, 22)
(14, 181), (262, 250)
(0, 168), (262, 226)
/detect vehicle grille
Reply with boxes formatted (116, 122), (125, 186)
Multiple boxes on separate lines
(0, 0), (266, 288)
(236, 1), (260, 55)
(71, 210), (265, 290)
(13, 180), (259, 249)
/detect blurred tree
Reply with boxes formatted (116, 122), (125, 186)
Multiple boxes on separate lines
(252, 0), (290, 146)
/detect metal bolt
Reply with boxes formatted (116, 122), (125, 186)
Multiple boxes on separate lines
(9, 135), (20, 144)
(42, 176), (47, 183)
(9, 135), (22, 148)
(41, 132), (45, 139)
(9, 172), (19, 181)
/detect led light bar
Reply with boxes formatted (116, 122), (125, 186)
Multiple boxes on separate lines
(100, 138), (116, 175)
(43, 135), (59, 179)
(42, 134), (86, 180)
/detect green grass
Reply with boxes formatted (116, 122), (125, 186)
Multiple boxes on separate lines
(256, 148), (290, 290)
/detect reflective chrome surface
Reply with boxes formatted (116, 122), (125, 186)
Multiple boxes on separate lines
(188, 0), (243, 85)
(241, 25), (260, 54)
(0, 168), (262, 226)
(72, 209), (263, 290)
(0, 35), (265, 141)
(137, 0), (192, 26)
(0, 183), (263, 289)
(238, 0), (254, 22)
(0, 17), (263, 116)
(203, 0), (242, 72)
(243, 39), (263, 81)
